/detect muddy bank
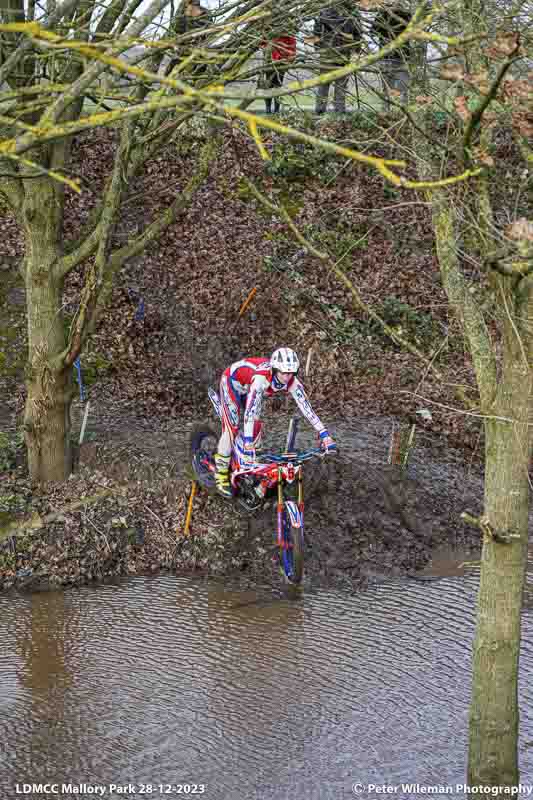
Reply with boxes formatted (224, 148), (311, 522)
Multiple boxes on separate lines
(1, 120), (505, 458)
(0, 411), (486, 594)
(5, 116), (524, 593)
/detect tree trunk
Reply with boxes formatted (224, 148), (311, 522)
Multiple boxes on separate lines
(22, 176), (73, 484)
(468, 305), (532, 786)
(24, 321), (73, 484)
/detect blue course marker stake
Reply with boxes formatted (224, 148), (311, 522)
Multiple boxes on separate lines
(74, 357), (86, 402)
(135, 298), (145, 321)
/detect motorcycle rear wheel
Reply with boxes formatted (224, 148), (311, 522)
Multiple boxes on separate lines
(190, 424), (218, 490)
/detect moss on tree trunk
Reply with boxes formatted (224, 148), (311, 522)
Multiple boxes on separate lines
(468, 298), (532, 786)
(427, 178), (532, 786)
(22, 178), (73, 485)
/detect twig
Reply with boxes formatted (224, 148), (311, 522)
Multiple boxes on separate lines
(83, 511), (111, 554)
(461, 511), (520, 544)
(242, 177), (478, 411)
(0, 485), (130, 544)
(143, 503), (165, 529)
(463, 51), (520, 160)
(399, 390), (533, 426)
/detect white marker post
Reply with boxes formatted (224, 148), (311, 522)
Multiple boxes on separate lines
(305, 348), (312, 377)
(79, 401), (91, 446)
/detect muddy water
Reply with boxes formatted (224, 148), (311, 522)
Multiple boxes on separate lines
(2, 564), (533, 800)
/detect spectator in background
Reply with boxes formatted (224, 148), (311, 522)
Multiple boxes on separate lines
(370, 2), (412, 108)
(166, 0), (213, 77)
(312, 3), (363, 114)
(260, 33), (297, 114)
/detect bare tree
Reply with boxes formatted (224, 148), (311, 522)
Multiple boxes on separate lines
(236, 0), (532, 786)
(0, 0), (483, 484)
(403, 0), (532, 785)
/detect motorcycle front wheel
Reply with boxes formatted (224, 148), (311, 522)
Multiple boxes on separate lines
(279, 509), (304, 585)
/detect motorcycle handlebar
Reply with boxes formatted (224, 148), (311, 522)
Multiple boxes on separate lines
(258, 447), (336, 464)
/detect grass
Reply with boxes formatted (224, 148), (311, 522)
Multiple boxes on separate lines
(83, 78), (385, 118)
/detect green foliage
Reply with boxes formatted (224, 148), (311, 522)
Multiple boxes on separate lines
(326, 295), (438, 353)
(0, 267), (25, 379)
(330, 311), (361, 345)
(317, 110), (380, 132)
(235, 178), (275, 218)
(265, 141), (342, 184)
(302, 220), (370, 259)
(277, 107), (317, 134)
(0, 547), (16, 571)
(236, 178), (304, 219)
(0, 492), (25, 513)
(83, 352), (112, 387)
(0, 324), (24, 377)
(383, 182), (400, 200)
(364, 295), (438, 349)
(0, 430), (24, 472)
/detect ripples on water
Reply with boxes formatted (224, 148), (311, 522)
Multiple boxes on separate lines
(1, 572), (533, 800)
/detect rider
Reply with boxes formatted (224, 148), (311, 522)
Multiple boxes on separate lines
(214, 347), (337, 497)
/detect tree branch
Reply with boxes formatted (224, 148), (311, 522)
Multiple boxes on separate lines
(243, 176), (479, 412)
(462, 50), (521, 160)
(63, 119), (135, 364)
(0, 0), (81, 88)
(0, 157), (23, 208)
(460, 512), (520, 544)
(0, 484), (132, 543)
(60, 133), (217, 368)
(108, 134), (217, 270)
(38, 0), (172, 126)
(428, 188), (497, 410)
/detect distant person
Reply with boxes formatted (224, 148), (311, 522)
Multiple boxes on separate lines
(259, 33), (297, 114)
(166, 0), (213, 77)
(370, 2), (412, 108)
(312, 3), (363, 114)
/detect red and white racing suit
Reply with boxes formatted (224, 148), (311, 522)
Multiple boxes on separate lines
(218, 357), (326, 457)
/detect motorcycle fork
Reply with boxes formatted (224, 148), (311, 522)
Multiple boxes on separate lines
(277, 467), (284, 548)
(298, 467), (304, 530)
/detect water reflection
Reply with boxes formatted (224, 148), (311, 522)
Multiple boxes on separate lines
(1, 572), (533, 800)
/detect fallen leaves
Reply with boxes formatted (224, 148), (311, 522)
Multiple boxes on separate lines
(485, 32), (520, 59)
(507, 218), (533, 242)
(454, 95), (471, 122)
(440, 65), (465, 82)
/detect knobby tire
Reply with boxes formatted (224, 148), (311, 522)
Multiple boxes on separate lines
(280, 510), (304, 585)
(190, 424), (218, 490)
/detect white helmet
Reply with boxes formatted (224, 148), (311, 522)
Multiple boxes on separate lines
(270, 347), (300, 373)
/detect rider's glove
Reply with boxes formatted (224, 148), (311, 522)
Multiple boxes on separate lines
(319, 430), (337, 453)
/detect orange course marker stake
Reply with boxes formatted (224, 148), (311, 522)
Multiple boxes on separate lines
(184, 481), (197, 536)
(238, 287), (258, 318)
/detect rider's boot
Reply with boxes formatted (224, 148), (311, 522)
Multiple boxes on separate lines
(214, 453), (232, 498)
